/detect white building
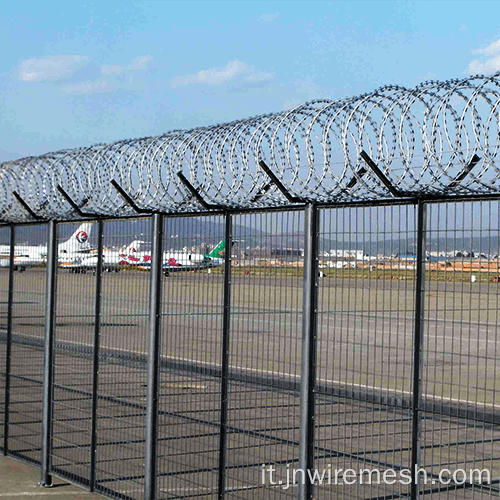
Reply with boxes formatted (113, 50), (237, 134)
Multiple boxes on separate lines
(329, 249), (364, 260)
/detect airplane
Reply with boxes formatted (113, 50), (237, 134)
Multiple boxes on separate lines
(0, 223), (93, 272)
(202, 238), (226, 267)
(161, 238), (233, 274)
(161, 246), (213, 275)
(74, 240), (149, 274)
(77, 238), (229, 275)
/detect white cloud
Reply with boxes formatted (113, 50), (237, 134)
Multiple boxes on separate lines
(468, 55), (500, 75)
(172, 60), (273, 87)
(473, 38), (500, 57)
(19, 55), (91, 82)
(129, 55), (153, 71)
(101, 64), (123, 76)
(468, 38), (500, 74)
(244, 72), (273, 83)
(259, 13), (280, 22)
(19, 54), (154, 95)
(172, 60), (247, 86)
(61, 80), (116, 95)
(101, 55), (153, 76)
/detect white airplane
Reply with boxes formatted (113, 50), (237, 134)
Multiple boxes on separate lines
(73, 240), (148, 273)
(160, 246), (212, 275)
(160, 238), (229, 274)
(77, 238), (228, 275)
(0, 223), (93, 272)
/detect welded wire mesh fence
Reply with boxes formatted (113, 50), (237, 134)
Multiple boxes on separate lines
(94, 218), (152, 500)
(0, 225), (9, 453)
(1, 200), (500, 500)
(419, 201), (500, 500)
(156, 215), (225, 498)
(314, 204), (417, 500)
(6, 224), (48, 465)
(224, 211), (304, 499)
(51, 222), (96, 486)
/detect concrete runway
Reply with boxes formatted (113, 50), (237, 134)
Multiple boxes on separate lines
(1, 267), (499, 499)
(5, 268), (499, 407)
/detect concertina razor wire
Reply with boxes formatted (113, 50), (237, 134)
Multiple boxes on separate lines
(1, 72), (500, 222)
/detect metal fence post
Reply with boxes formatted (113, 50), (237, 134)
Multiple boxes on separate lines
(144, 214), (163, 500)
(298, 204), (319, 500)
(411, 200), (427, 499)
(3, 224), (15, 455)
(218, 211), (232, 499)
(90, 219), (103, 491)
(40, 220), (57, 487)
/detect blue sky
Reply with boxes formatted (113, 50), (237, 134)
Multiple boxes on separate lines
(1, 0), (500, 163)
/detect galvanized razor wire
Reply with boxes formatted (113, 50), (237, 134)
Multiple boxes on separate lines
(1, 72), (500, 222)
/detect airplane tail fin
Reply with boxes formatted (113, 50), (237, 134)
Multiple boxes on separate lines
(206, 239), (226, 258)
(59, 223), (93, 251)
(124, 240), (146, 254)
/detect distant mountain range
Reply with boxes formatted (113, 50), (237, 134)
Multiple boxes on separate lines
(1, 219), (499, 256)
(0, 218), (266, 249)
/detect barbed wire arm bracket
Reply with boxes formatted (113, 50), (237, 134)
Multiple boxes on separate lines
(12, 191), (43, 220)
(177, 172), (223, 210)
(56, 185), (101, 219)
(258, 160), (304, 203)
(447, 154), (481, 190)
(360, 150), (404, 198)
(111, 180), (152, 215)
(345, 166), (368, 190)
(250, 182), (273, 203)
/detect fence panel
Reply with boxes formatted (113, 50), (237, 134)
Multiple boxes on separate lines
(224, 210), (304, 498)
(1, 198), (500, 499)
(315, 204), (417, 499)
(0, 225), (11, 452)
(420, 200), (500, 498)
(7, 223), (48, 463)
(49, 221), (97, 486)
(94, 218), (151, 500)
(155, 214), (225, 499)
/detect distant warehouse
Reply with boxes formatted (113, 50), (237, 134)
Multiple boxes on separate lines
(271, 248), (304, 259)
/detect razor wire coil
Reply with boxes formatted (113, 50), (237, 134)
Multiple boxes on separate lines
(1, 72), (500, 222)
